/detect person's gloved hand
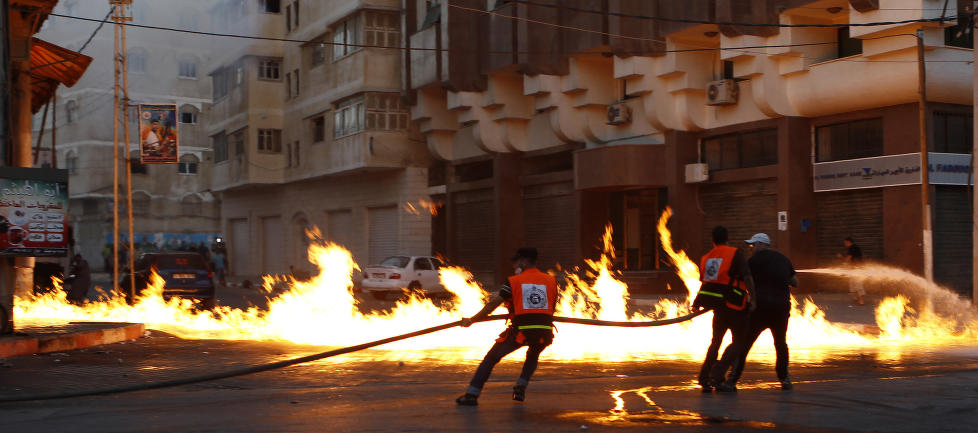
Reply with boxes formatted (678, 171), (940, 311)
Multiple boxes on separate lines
(460, 317), (473, 327)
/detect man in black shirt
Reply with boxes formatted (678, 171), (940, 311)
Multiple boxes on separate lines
(841, 237), (864, 305)
(727, 233), (797, 391)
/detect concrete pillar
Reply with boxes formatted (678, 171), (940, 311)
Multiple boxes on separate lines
(664, 130), (703, 255)
(776, 117), (817, 287)
(10, 60), (34, 298)
(494, 153), (523, 286)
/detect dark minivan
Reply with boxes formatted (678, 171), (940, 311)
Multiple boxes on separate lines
(120, 252), (216, 309)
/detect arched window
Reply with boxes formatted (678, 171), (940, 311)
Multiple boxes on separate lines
(130, 150), (148, 175)
(65, 151), (78, 175)
(65, 100), (78, 124)
(178, 154), (199, 175)
(178, 55), (198, 79)
(181, 194), (202, 216)
(179, 105), (199, 124)
(291, 214), (312, 277)
(128, 48), (148, 74)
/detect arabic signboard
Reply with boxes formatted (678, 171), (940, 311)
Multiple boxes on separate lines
(0, 167), (69, 256)
(813, 152), (973, 192)
(138, 103), (179, 164)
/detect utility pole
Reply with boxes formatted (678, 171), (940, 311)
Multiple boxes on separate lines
(917, 28), (934, 282)
(120, 3), (135, 299)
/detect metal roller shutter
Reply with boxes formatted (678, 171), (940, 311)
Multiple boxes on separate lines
(230, 218), (248, 276)
(700, 180), (778, 255)
(934, 186), (972, 296)
(815, 189), (883, 266)
(326, 209), (355, 251)
(261, 216), (285, 275)
(523, 181), (576, 271)
(453, 188), (495, 286)
(368, 206), (399, 265)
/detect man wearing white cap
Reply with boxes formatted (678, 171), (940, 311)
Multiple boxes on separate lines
(722, 233), (798, 391)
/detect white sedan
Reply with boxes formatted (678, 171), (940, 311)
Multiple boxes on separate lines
(361, 256), (447, 300)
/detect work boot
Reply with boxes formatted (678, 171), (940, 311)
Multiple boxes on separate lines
(512, 384), (526, 402)
(780, 377), (793, 391)
(455, 393), (479, 406)
(715, 381), (737, 393)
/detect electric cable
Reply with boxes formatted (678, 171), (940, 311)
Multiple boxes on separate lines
(0, 309), (708, 402)
(30, 5), (115, 71)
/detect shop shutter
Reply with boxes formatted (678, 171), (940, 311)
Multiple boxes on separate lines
(815, 189), (883, 266)
(368, 205), (399, 265)
(230, 218), (249, 276)
(700, 180), (778, 255)
(453, 188), (496, 286)
(261, 216), (286, 275)
(523, 181), (576, 271)
(934, 186), (972, 296)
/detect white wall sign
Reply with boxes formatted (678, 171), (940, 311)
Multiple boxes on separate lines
(777, 211), (787, 231)
(813, 152), (973, 192)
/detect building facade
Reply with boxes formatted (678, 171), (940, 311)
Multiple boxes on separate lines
(35, 0), (221, 269)
(205, 0), (432, 281)
(405, 0), (975, 295)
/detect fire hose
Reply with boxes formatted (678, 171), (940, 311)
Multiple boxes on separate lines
(0, 309), (707, 402)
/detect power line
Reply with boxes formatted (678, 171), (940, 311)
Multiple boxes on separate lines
(18, 6), (973, 64)
(507, 0), (965, 28)
(31, 6), (115, 71)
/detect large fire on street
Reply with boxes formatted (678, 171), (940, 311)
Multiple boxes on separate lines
(14, 210), (978, 364)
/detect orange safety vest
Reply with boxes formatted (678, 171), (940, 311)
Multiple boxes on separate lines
(699, 245), (748, 311)
(505, 267), (558, 335)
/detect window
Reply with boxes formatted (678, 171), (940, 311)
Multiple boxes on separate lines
(293, 1), (300, 29)
(231, 129), (246, 155)
(258, 58), (281, 80)
(837, 27), (862, 58)
(364, 11), (400, 48)
(181, 195), (202, 216)
(311, 42), (326, 66)
(66, 100), (78, 124)
(213, 67), (229, 99)
(130, 151), (148, 174)
(334, 97), (364, 138)
(285, 1), (299, 31)
(945, 24), (973, 49)
(292, 69), (299, 97)
(178, 154), (200, 174)
(815, 118), (883, 162)
(933, 112), (973, 154)
(414, 258), (433, 270)
(293, 141), (300, 167)
(702, 128), (778, 171)
(365, 93), (409, 132)
(132, 193), (150, 216)
(260, 0), (281, 13)
(178, 59), (197, 79)
(285, 4), (292, 32)
(332, 14), (361, 60)
(213, 132), (228, 163)
(180, 106), (199, 124)
(66, 152), (78, 175)
(128, 49), (147, 73)
(312, 115), (325, 142)
(285, 72), (291, 99)
(257, 129), (282, 153)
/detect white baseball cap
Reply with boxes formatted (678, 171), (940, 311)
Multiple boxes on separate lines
(745, 233), (771, 245)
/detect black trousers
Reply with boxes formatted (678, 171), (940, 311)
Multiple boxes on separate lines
(728, 306), (790, 383)
(698, 307), (749, 386)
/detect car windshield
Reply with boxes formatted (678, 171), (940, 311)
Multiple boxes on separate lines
(154, 254), (207, 269)
(380, 256), (410, 268)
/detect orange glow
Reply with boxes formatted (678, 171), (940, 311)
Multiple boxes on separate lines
(403, 199), (442, 216)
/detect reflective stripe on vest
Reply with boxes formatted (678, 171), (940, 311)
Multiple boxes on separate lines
(698, 290), (724, 298)
(517, 325), (553, 330)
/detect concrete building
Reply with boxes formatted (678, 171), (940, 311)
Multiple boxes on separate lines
(205, 0), (432, 281)
(405, 0), (975, 296)
(34, 0), (222, 269)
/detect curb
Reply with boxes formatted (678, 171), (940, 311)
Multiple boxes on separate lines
(0, 323), (145, 358)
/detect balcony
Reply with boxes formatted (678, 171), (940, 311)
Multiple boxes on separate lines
(286, 131), (430, 182)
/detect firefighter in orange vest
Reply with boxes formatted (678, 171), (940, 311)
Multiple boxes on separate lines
(456, 247), (558, 406)
(693, 226), (756, 393)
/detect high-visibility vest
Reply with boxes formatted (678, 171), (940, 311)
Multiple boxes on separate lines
(506, 267), (558, 331)
(699, 245), (747, 311)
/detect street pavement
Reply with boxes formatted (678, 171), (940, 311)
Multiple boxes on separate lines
(1, 289), (977, 433)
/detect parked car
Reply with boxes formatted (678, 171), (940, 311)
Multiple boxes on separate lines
(119, 252), (216, 309)
(361, 256), (447, 300)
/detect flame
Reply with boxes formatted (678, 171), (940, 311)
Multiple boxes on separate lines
(14, 211), (978, 364)
(403, 199), (442, 216)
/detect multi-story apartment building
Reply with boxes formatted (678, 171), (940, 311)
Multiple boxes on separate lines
(206, 0), (432, 280)
(35, 0), (222, 269)
(406, 0), (975, 296)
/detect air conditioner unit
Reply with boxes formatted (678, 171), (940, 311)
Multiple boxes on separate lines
(685, 163), (709, 183)
(606, 101), (631, 125)
(706, 79), (739, 106)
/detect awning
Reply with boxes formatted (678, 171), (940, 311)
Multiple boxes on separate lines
(29, 38), (93, 113)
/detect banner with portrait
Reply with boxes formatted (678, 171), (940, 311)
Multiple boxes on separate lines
(138, 103), (179, 164)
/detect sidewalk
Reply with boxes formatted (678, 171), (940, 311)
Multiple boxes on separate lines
(0, 322), (145, 359)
